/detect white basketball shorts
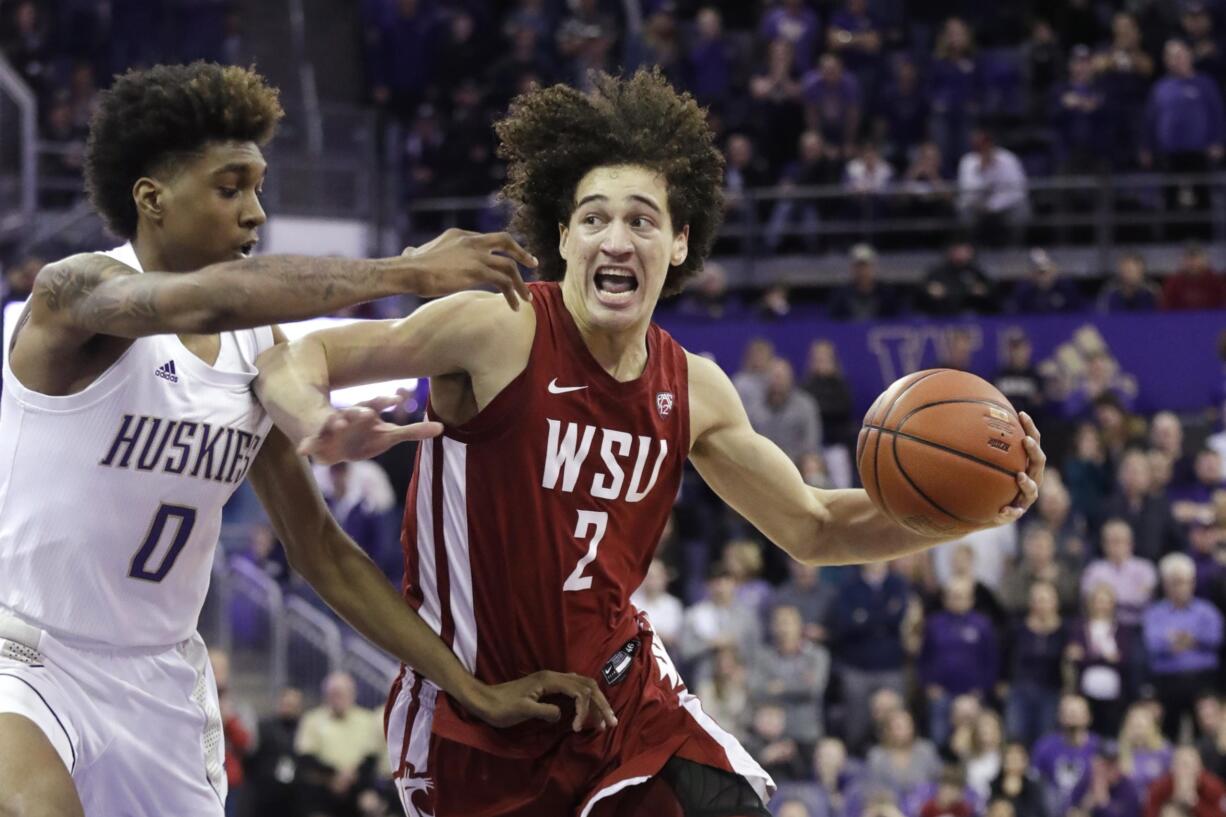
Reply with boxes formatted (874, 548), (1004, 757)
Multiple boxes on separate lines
(0, 613), (226, 816)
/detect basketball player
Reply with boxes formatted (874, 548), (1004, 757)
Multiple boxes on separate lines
(0, 63), (614, 817)
(254, 71), (1047, 816)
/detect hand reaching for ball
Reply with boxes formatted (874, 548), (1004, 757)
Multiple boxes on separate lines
(990, 411), (1045, 526)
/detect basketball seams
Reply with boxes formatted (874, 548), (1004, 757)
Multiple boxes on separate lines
(888, 432), (974, 527)
(863, 424), (1019, 478)
(867, 369), (944, 525)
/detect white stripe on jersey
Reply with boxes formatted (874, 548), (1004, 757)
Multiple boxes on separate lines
(413, 444), (443, 636)
(440, 438), (477, 673)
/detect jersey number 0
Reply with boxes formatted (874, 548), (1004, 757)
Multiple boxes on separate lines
(128, 503), (198, 582)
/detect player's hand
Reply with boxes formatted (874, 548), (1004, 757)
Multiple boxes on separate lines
(298, 395), (443, 464)
(469, 671), (618, 732)
(992, 411), (1045, 525)
(402, 228), (537, 310)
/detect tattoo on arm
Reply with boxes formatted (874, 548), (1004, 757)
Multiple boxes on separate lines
(36, 255), (148, 328)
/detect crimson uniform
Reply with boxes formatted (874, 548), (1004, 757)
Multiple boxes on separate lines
(384, 283), (773, 816)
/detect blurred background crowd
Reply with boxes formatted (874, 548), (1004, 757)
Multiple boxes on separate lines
(4, 2), (1226, 817)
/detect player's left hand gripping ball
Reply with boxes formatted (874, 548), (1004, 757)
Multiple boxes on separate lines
(992, 411), (1046, 525)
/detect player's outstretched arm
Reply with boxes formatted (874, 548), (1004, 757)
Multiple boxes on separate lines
(687, 354), (1045, 565)
(254, 291), (531, 461)
(30, 229), (534, 342)
(247, 424), (615, 732)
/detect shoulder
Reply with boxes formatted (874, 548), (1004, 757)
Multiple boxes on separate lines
(31, 252), (136, 318)
(686, 351), (748, 441)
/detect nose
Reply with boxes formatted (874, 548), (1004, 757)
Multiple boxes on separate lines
(601, 218), (633, 256)
(241, 191), (267, 229)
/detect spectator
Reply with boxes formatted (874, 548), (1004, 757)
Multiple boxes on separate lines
(1065, 424), (1115, 531)
(917, 239), (995, 316)
(947, 694), (986, 763)
(764, 129), (844, 253)
(371, 0), (440, 115)
(1030, 479), (1090, 565)
(760, 0), (822, 76)
(680, 562), (762, 683)
(765, 559), (838, 644)
(750, 605), (831, 750)
(991, 742), (1049, 817)
(745, 703), (810, 782)
(1033, 695), (1102, 816)
(968, 710), (1007, 800)
(748, 40), (807, 173)
(1198, 698), (1226, 781)
(724, 132), (773, 227)
(874, 56), (930, 167)
(827, 243), (904, 321)
(776, 798), (816, 817)
(314, 460), (400, 579)
(1069, 742), (1143, 817)
(1067, 584), (1135, 737)
(920, 577), (1000, 747)
(1001, 526), (1080, 616)
(733, 337), (776, 408)
(1099, 254), (1162, 314)
(686, 8), (734, 109)
(919, 764), (977, 817)
(1052, 46), (1109, 173)
(724, 538), (773, 614)
(1141, 40), (1225, 212)
(1064, 355), (1140, 419)
(1080, 519), (1159, 628)
(676, 262), (742, 320)
(1094, 13), (1154, 168)
(1118, 704), (1173, 798)
(1144, 745), (1226, 817)
(991, 330), (1044, 425)
(210, 648), (254, 814)
(1186, 522), (1226, 604)
(694, 646), (751, 744)
(1170, 449), (1225, 526)
(1008, 249), (1083, 314)
(485, 23), (556, 109)
(1102, 451), (1185, 563)
(809, 736), (866, 817)
(1184, 4), (1224, 79)
(756, 282), (794, 320)
(802, 54), (862, 156)
(245, 687), (307, 817)
(1163, 244), (1226, 312)
(929, 18), (980, 173)
(555, 0), (618, 88)
(433, 9), (486, 95)
(802, 339), (857, 462)
(829, 562), (911, 753)
(295, 672), (388, 817)
(956, 128), (1030, 247)
(866, 709), (943, 798)
(1143, 553), (1224, 740)
(844, 142), (894, 220)
(631, 558), (684, 644)
(826, 0), (883, 93)
(931, 541), (1008, 629)
(745, 358), (822, 463)
(898, 141), (956, 223)
(1151, 412), (1195, 491)
(1003, 581), (1068, 749)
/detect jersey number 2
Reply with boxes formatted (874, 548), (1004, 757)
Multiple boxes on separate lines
(563, 510), (607, 592)
(129, 503), (198, 582)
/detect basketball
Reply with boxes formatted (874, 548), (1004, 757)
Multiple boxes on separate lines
(857, 369), (1029, 537)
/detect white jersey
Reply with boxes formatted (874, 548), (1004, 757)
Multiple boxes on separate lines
(0, 244), (274, 648)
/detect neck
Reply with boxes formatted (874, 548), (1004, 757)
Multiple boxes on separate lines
(132, 231), (193, 274)
(562, 286), (651, 381)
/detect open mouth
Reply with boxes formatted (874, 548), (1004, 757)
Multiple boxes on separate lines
(237, 241), (257, 258)
(594, 267), (638, 295)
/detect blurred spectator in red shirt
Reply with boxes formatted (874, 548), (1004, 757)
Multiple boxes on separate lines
(1144, 746), (1226, 817)
(1163, 244), (1226, 310)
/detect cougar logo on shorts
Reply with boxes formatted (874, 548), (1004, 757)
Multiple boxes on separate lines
(656, 391), (674, 417)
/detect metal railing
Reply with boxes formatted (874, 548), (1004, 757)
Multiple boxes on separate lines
(285, 594), (345, 700)
(0, 54), (37, 239)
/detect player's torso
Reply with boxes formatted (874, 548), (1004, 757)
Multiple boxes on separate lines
(0, 250), (273, 648)
(404, 283), (689, 683)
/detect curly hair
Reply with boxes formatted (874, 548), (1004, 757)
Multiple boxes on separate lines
(496, 69), (725, 297)
(85, 62), (284, 238)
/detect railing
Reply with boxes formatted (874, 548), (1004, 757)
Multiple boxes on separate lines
(227, 556), (289, 700)
(0, 54), (37, 239)
(285, 594), (345, 700)
(397, 171), (1226, 281)
(345, 636), (402, 709)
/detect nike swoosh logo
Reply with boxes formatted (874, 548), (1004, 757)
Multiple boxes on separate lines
(548, 378), (588, 394)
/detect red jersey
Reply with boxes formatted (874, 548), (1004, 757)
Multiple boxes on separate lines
(400, 282), (690, 753)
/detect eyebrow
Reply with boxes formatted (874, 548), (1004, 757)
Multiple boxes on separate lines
(576, 193), (662, 214)
(212, 162), (267, 178)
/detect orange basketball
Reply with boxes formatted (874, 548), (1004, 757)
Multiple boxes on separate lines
(856, 369), (1029, 537)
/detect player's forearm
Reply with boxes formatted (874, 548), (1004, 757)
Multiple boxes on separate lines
(299, 531), (484, 711)
(253, 338), (335, 445)
(44, 252), (423, 338)
(799, 488), (955, 565)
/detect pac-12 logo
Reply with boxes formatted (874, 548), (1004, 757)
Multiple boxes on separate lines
(655, 391), (674, 417)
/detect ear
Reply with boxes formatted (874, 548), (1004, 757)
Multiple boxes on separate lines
(671, 224), (690, 267)
(558, 222), (569, 261)
(132, 177), (165, 226)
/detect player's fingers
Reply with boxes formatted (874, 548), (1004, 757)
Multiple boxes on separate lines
(388, 421), (445, 442)
(586, 683), (617, 728)
(572, 688), (591, 732)
(490, 232), (539, 270)
(1019, 411), (1041, 442)
(1024, 435), (1046, 476)
(522, 701), (561, 724)
(997, 505), (1024, 521)
(487, 255), (524, 311)
(359, 395), (402, 414)
(1015, 471), (1039, 504)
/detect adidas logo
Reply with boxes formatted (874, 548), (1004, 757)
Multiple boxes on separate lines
(154, 360), (179, 383)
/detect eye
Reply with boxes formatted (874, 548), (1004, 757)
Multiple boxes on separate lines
(582, 214), (603, 226)
(218, 187), (240, 199)
(630, 216), (654, 229)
